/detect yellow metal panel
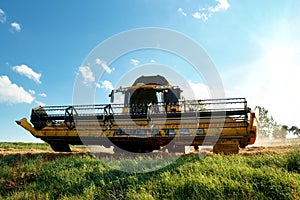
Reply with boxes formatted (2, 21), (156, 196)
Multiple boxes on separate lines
(159, 130), (165, 136)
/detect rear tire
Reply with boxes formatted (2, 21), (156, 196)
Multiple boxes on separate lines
(213, 143), (239, 154)
(113, 145), (156, 153)
(239, 138), (248, 148)
(50, 143), (72, 152)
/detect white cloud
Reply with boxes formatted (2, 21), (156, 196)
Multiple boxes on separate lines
(12, 64), (41, 84)
(192, 12), (209, 21)
(192, 12), (201, 19)
(95, 83), (101, 88)
(1, 9), (23, 32)
(11, 22), (21, 32)
(150, 59), (156, 63)
(39, 93), (47, 98)
(178, 8), (187, 17)
(100, 80), (114, 91)
(182, 80), (211, 100)
(0, 75), (34, 104)
(0, 8), (6, 23)
(130, 59), (140, 66)
(113, 94), (124, 104)
(209, 0), (230, 13)
(183, 0), (230, 22)
(95, 58), (113, 74)
(79, 66), (95, 86)
(28, 89), (36, 95)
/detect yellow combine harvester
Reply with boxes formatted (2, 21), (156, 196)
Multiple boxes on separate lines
(16, 75), (256, 154)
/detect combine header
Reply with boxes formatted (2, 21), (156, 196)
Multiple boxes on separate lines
(16, 75), (256, 154)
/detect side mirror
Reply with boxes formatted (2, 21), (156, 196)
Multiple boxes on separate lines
(109, 90), (114, 103)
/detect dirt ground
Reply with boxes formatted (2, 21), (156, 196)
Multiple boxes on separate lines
(1, 143), (299, 157)
(0, 147), (87, 157)
(239, 145), (300, 155)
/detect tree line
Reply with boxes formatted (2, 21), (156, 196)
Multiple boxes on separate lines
(255, 106), (300, 139)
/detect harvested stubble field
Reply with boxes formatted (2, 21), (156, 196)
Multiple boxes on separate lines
(0, 141), (299, 200)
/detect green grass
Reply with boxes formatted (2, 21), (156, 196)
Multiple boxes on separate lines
(0, 142), (84, 151)
(0, 142), (51, 150)
(0, 146), (299, 199)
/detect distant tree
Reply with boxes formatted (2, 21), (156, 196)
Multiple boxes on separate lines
(273, 124), (288, 139)
(288, 126), (300, 136)
(255, 106), (288, 139)
(255, 106), (274, 138)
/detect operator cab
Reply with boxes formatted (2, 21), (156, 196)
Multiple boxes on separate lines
(110, 75), (182, 114)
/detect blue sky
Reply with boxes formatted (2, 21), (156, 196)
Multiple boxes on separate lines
(1, 0), (300, 142)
